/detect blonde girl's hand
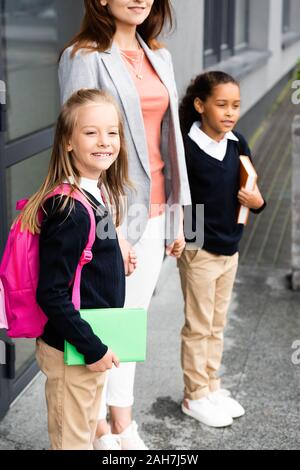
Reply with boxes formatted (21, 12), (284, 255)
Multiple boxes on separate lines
(86, 349), (120, 373)
(238, 184), (264, 210)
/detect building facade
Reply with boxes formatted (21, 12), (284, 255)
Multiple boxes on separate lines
(0, 0), (299, 420)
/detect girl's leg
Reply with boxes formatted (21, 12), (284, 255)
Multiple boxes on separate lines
(178, 250), (240, 428)
(106, 362), (136, 433)
(96, 373), (111, 438)
(205, 253), (245, 420)
(207, 252), (239, 391)
(98, 214), (165, 441)
(36, 339), (105, 450)
(178, 249), (222, 400)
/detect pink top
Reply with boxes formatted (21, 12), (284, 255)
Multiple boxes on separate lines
(121, 49), (170, 218)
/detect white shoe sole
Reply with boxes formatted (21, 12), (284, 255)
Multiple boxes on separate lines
(231, 408), (245, 419)
(181, 404), (233, 428)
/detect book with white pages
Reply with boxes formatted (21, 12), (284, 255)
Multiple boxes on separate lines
(237, 156), (258, 225)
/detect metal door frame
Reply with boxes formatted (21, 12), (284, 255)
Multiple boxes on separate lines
(0, 1), (48, 420)
(0, 0), (11, 420)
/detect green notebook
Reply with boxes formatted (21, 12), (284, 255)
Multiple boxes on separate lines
(64, 308), (147, 366)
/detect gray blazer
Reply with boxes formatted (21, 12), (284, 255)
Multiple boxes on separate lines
(58, 35), (191, 245)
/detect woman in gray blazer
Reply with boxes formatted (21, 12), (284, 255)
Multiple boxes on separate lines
(59, 0), (191, 450)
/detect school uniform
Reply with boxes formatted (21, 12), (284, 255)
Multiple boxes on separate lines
(178, 122), (266, 400)
(36, 178), (125, 450)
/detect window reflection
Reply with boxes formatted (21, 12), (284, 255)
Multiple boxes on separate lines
(235, 0), (249, 49)
(6, 148), (51, 227)
(282, 0), (291, 33)
(4, 0), (83, 142)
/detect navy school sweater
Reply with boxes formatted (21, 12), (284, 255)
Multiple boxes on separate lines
(36, 191), (125, 364)
(184, 131), (266, 256)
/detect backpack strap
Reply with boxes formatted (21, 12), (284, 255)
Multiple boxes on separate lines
(45, 184), (96, 311)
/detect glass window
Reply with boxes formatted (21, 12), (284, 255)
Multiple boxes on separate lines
(204, 0), (249, 67)
(235, 0), (249, 49)
(3, 0), (83, 142)
(221, 0), (231, 50)
(282, 0), (291, 33)
(204, 0), (216, 55)
(6, 148), (51, 227)
(0, 0), (84, 409)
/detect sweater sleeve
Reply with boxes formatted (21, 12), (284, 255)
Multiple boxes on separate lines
(36, 197), (108, 364)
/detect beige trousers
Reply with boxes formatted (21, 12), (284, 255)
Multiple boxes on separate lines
(36, 339), (106, 450)
(178, 249), (239, 400)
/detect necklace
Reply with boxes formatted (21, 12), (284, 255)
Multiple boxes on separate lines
(121, 49), (145, 80)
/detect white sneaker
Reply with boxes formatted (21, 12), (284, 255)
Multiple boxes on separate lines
(181, 396), (233, 428)
(208, 389), (245, 419)
(93, 433), (122, 450)
(118, 421), (148, 450)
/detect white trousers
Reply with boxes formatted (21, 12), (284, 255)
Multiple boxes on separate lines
(98, 214), (166, 419)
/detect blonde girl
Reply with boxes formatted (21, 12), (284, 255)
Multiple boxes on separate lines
(22, 89), (133, 450)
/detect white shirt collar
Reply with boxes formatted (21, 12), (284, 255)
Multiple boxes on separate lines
(64, 176), (104, 205)
(80, 177), (104, 205)
(188, 121), (239, 161)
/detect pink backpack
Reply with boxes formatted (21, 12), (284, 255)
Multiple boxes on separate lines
(0, 184), (95, 338)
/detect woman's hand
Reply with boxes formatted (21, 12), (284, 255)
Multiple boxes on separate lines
(238, 184), (264, 210)
(127, 249), (137, 275)
(166, 236), (186, 258)
(116, 227), (137, 276)
(86, 349), (119, 373)
(166, 207), (186, 258)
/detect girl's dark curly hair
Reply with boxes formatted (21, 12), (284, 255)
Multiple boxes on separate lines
(179, 71), (239, 137)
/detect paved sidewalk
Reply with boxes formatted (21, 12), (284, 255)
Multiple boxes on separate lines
(239, 80), (297, 270)
(1, 79), (300, 451)
(0, 258), (299, 450)
(135, 261), (300, 450)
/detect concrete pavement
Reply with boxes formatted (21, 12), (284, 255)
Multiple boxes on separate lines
(1, 81), (300, 450)
(0, 258), (299, 450)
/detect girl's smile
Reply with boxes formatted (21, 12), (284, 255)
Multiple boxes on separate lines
(100, 1), (154, 27)
(128, 5), (146, 14)
(91, 152), (113, 158)
(67, 103), (121, 179)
